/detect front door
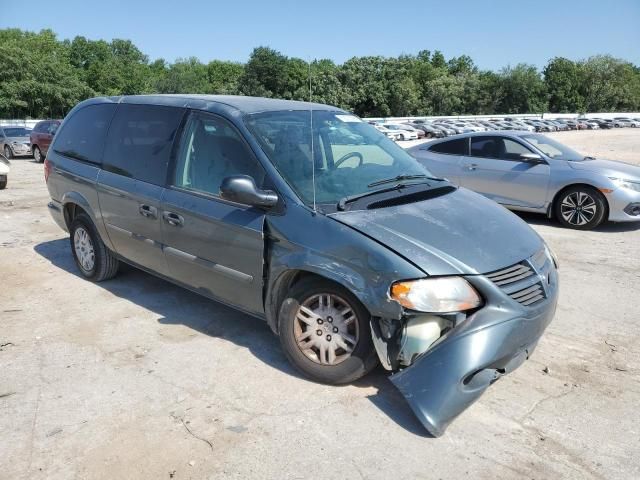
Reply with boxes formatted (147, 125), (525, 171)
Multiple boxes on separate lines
(162, 111), (268, 315)
(459, 136), (550, 209)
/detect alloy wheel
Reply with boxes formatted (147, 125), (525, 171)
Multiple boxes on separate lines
(560, 191), (598, 226)
(33, 147), (41, 162)
(293, 293), (359, 366)
(74, 226), (95, 272)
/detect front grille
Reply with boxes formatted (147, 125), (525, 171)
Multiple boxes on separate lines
(486, 262), (534, 286)
(509, 283), (545, 306)
(486, 255), (550, 307)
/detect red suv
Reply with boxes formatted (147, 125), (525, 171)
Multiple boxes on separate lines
(30, 120), (61, 162)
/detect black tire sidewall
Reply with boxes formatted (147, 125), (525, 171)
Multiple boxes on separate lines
(4, 146), (12, 159)
(33, 146), (42, 162)
(278, 279), (378, 385)
(555, 186), (607, 230)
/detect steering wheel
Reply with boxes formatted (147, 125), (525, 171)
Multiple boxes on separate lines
(333, 151), (364, 169)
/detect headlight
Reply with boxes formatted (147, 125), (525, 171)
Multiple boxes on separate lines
(390, 277), (482, 313)
(609, 177), (640, 193)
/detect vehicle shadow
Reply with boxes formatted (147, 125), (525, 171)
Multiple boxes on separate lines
(33, 238), (426, 436)
(514, 211), (640, 233)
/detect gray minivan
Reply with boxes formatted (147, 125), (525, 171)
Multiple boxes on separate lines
(45, 95), (558, 436)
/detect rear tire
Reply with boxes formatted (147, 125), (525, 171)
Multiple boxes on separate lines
(0, 176), (6, 189)
(33, 145), (43, 163)
(278, 278), (378, 384)
(554, 186), (607, 230)
(69, 213), (119, 281)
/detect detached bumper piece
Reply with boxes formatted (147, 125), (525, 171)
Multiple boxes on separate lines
(390, 302), (555, 436)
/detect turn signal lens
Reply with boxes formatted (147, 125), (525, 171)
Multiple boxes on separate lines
(390, 277), (482, 313)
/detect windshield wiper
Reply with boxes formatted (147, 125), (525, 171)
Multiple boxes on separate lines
(367, 174), (444, 188)
(338, 184), (408, 211)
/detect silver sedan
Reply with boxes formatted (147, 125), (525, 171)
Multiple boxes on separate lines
(409, 132), (640, 230)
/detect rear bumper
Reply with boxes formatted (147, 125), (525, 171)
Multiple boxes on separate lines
(47, 200), (68, 232)
(390, 274), (558, 437)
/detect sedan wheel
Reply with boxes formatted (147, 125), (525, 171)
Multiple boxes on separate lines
(3, 145), (12, 159)
(555, 186), (607, 230)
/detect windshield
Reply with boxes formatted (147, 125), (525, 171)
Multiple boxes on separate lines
(245, 110), (433, 207)
(3, 127), (30, 137)
(521, 134), (585, 161)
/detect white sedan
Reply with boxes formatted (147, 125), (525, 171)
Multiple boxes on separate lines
(380, 123), (419, 141)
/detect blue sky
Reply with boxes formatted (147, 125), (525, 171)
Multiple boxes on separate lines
(3, 0), (639, 69)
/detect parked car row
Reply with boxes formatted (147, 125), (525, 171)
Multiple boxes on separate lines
(371, 115), (640, 140)
(0, 119), (61, 162)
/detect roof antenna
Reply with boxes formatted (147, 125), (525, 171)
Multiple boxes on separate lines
(308, 58), (317, 213)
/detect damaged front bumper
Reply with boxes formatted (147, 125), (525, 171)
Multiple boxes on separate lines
(379, 267), (558, 436)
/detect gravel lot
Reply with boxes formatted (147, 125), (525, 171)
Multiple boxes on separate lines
(1, 129), (639, 479)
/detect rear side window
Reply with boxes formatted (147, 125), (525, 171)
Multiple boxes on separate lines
(428, 138), (468, 155)
(53, 104), (116, 164)
(103, 104), (185, 186)
(34, 122), (48, 133)
(470, 137), (499, 158)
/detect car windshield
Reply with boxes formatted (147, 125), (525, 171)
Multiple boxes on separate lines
(244, 110), (434, 208)
(521, 134), (585, 161)
(3, 127), (30, 137)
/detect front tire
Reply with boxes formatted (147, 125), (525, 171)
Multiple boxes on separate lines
(555, 186), (607, 230)
(278, 278), (378, 384)
(33, 145), (43, 163)
(3, 145), (12, 159)
(69, 213), (120, 281)
(0, 176), (6, 189)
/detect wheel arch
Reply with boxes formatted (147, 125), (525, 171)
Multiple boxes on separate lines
(265, 268), (378, 335)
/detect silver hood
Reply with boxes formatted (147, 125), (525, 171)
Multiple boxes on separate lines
(568, 158), (640, 181)
(330, 187), (543, 276)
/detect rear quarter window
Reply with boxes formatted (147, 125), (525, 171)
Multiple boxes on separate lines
(102, 104), (185, 186)
(53, 104), (117, 164)
(428, 138), (468, 155)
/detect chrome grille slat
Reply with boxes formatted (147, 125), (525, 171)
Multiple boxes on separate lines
(513, 288), (543, 303)
(486, 262), (535, 286)
(493, 270), (535, 286)
(521, 294), (545, 306)
(486, 264), (525, 278)
(510, 284), (541, 299)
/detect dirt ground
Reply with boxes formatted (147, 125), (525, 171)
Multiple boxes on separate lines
(1, 129), (639, 479)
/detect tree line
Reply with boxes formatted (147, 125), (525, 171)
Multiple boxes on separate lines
(1, 28), (639, 119)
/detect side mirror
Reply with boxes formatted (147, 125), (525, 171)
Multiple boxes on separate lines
(220, 175), (278, 209)
(519, 153), (545, 164)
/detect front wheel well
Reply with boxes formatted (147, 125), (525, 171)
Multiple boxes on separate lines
(549, 183), (609, 219)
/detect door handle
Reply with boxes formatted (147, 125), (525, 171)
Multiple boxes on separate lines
(162, 211), (184, 227)
(139, 204), (157, 219)
(465, 163), (478, 171)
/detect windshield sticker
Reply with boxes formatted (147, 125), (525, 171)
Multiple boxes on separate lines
(336, 114), (362, 123)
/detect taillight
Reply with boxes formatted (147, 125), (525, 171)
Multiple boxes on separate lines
(44, 158), (52, 183)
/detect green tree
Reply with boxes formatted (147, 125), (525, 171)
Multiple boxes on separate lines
(544, 57), (585, 112)
(497, 64), (547, 114)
